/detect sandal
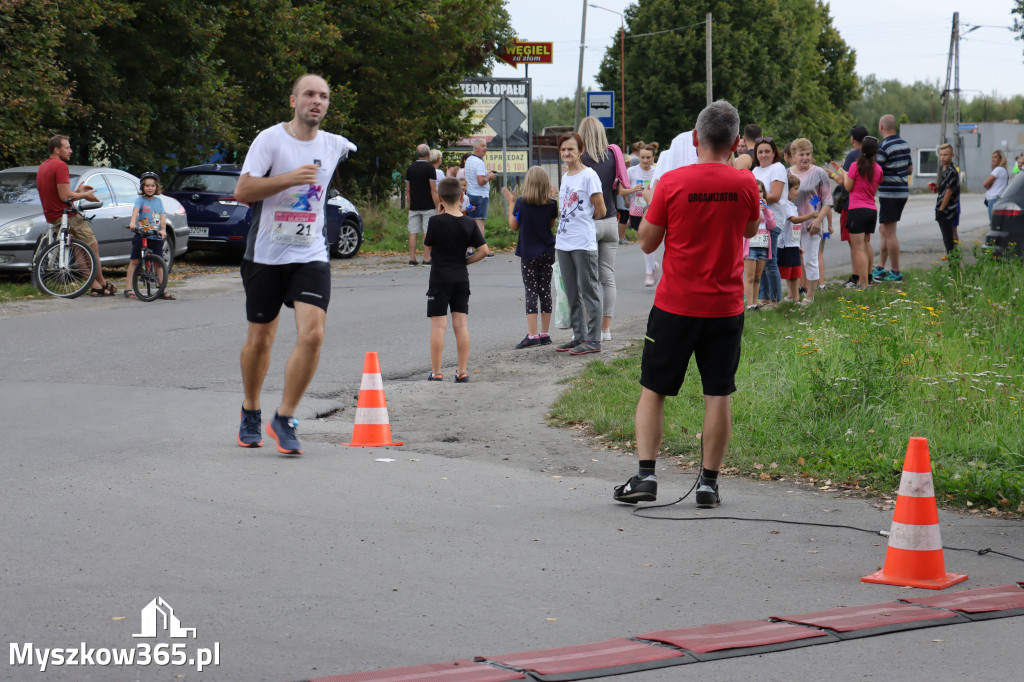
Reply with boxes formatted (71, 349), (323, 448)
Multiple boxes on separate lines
(159, 292), (176, 300)
(427, 372), (443, 381)
(124, 289), (136, 299)
(454, 373), (469, 383)
(89, 284), (115, 297)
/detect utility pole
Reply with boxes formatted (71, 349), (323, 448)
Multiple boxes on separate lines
(940, 12), (966, 189)
(705, 13), (713, 106)
(574, 0), (588, 129)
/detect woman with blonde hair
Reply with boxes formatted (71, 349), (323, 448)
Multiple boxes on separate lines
(578, 116), (630, 341)
(983, 150), (1009, 225)
(502, 166), (559, 348)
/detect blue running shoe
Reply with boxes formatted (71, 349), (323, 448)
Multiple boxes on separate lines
(884, 270), (903, 282)
(238, 406), (262, 448)
(267, 412), (302, 454)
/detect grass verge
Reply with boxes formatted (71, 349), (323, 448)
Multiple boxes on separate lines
(550, 247), (1024, 513)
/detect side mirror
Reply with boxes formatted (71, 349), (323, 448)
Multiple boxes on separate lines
(328, 188), (340, 199)
(79, 201), (103, 210)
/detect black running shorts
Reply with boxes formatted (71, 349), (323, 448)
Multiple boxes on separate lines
(846, 208), (877, 235)
(426, 280), (470, 317)
(639, 306), (744, 397)
(241, 260), (331, 323)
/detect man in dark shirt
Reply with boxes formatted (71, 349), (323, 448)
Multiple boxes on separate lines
(875, 114), (912, 282)
(406, 143), (439, 265)
(36, 135), (114, 296)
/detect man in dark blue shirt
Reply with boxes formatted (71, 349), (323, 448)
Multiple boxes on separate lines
(875, 115), (912, 282)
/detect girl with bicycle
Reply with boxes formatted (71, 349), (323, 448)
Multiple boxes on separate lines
(126, 172), (174, 299)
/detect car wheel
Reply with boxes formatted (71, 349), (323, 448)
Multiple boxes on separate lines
(331, 219), (362, 259)
(162, 233), (175, 272)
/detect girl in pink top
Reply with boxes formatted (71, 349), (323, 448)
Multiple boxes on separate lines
(831, 136), (882, 289)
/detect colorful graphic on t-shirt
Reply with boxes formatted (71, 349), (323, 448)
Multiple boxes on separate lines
(289, 184), (323, 212)
(558, 188), (585, 234)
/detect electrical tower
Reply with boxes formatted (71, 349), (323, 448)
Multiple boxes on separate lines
(940, 12), (966, 189)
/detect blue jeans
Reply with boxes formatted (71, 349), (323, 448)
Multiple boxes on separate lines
(758, 226), (782, 302)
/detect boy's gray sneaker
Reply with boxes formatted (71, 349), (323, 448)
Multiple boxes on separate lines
(555, 339), (582, 352)
(695, 483), (720, 508)
(569, 340), (601, 355)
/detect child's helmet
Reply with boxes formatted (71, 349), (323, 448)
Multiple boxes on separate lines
(139, 171), (160, 183)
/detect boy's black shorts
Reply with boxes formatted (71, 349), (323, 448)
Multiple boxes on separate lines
(241, 260), (331, 323)
(426, 280), (470, 317)
(639, 306), (744, 397)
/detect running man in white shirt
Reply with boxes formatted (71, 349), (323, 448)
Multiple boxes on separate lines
(233, 74), (356, 454)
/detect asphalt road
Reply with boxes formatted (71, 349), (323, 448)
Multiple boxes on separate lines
(2, 193), (1020, 682)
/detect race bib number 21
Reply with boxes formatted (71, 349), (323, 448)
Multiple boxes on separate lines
(271, 210), (317, 246)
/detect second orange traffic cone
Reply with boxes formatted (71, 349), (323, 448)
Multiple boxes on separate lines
(341, 352), (403, 447)
(862, 437), (966, 590)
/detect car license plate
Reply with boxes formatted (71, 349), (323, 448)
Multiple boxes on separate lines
(189, 226), (209, 237)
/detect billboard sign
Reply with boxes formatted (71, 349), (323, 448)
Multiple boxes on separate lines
(497, 40), (554, 68)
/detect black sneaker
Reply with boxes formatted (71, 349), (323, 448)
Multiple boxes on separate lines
(237, 406), (262, 448)
(695, 482), (720, 508)
(555, 339), (582, 352)
(515, 335), (543, 349)
(267, 412), (302, 455)
(538, 334), (552, 345)
(614, 475), (657, 504)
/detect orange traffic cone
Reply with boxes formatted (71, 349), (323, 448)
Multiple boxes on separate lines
(862, 437), (966, 589)
(341, 352), (403, 447)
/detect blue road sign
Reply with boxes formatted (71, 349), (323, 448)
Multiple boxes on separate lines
(587, 91), (615, 129)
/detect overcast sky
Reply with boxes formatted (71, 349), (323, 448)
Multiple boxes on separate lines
(490, 0), (1024, 103)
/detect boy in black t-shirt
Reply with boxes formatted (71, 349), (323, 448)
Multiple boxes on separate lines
(423, 177), (489, 382)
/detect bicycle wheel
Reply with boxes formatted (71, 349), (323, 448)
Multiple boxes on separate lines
(133, 254), (167, 302)
(35, 238), (98, 298)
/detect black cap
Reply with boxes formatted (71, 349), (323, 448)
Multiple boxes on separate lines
(850, 125), (869, 142)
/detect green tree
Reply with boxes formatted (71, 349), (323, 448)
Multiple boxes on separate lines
(532, 96), (578, 134)
(0, 0), (83, 166)
(595, 0), (859, 159)
(847, 76), (942, 133)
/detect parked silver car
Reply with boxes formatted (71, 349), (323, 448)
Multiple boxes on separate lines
(0, 166), (189, 273)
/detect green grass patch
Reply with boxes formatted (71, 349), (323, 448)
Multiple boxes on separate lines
(551, 248), (1024, 512)
(0, 277), (42, 302)
(359, 192), (519, 255)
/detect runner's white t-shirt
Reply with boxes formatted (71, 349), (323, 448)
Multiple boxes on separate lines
(555, 167), (602, 251)
(240, 123), (356, 265)
(626, 164), (655, 215)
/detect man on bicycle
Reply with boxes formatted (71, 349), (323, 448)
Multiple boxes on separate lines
(36, 135), (115, 296)
(233, 74), (356, 454)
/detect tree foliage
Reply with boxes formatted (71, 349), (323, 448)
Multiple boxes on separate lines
(596, 0), (860, 159)
(531, 96), (578, 134)
(0, 0), (514, 198)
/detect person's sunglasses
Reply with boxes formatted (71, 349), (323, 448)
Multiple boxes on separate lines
(755, 136), (773, 143)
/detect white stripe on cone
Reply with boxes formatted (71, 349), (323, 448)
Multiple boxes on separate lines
(897, 471), (936, 498)
(354, 407), (391, 425)
(360, 374), (384, 391)
(888, 521), (943, 552)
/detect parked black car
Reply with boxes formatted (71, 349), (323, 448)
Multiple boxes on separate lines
(986, 170), (1024, 258)
(165, 164), (363, 258)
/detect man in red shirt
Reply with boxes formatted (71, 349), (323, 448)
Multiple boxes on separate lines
(36, 135), (115, 295)
(614, 100), (759, 508)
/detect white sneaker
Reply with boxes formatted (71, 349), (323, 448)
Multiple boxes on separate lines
(644, 272), (655, 286)
(601, 330), (611, 341)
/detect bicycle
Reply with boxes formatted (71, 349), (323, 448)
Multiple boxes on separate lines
(32, 200), (99, 298)
(126, 221), (168, 302)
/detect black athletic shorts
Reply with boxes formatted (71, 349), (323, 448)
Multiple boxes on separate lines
(629, 214), (643, 231)
(241, 260), (331, 323)
(639, 306), (744, 397)
(617, 209), (630, 224)
(846, 208), (877, 235)
(878, 197), (907, 224)
(426, 280), (470, 317)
